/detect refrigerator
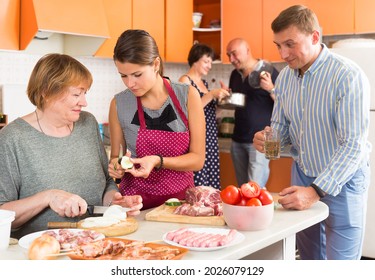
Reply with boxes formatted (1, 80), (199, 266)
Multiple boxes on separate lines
(331, 39), (375, 258)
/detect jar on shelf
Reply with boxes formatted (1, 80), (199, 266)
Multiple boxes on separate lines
(219, 117), (234, 138)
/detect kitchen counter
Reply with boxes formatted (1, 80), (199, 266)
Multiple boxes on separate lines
(0, 200), (328, 260)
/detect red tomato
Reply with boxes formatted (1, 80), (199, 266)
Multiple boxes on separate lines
(246, 197), (262, 207)
(258, 189), (274, 205)
(236, 193), (249, 206)
(220, 185), (241, 205)
(240, 181), (261, 198)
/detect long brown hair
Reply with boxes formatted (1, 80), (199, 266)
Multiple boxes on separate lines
(113, 29), (164, 76)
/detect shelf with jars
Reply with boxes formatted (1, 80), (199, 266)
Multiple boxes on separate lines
(193, 0), (221, 61)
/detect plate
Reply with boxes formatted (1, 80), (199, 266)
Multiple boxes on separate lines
(162, 227), (245, 251)
(18, 229), (105, 249)
(68, 238), (189, 260)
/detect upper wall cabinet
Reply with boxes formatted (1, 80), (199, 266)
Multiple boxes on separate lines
(306, 0), (354, 35)
(193, 0), (221, 61)
(20, 0), (110, 56)
(95, 0), (132, 58)
(133, 0), (165, 60)
(132, 0), (193, 63)
(262, 0), (306, 62)
(196, 0), (375, 63)
(355, 0), (375, 34)
(221, 0), (262, 64)
(263, 0), (373, 61)
(308, 0), (375, 35)
(165, 0), (193, 63)
(0, 0), (20, 50)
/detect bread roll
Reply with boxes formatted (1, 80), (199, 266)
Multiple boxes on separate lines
(28, 234), (60, 260)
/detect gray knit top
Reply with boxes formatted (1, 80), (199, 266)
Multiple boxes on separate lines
(0, 111), (118, 238)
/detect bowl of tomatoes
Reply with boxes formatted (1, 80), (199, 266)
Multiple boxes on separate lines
(220, 181), (274, 231)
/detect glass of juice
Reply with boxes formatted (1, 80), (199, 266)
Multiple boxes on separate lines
(264, 128), (280, 160)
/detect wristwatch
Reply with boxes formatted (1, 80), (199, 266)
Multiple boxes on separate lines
(310, 183), (325, 198)
(269, 88), (275, 95)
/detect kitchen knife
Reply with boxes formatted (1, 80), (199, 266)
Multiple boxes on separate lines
(47, 205), (132, 229)
(47, 222), (77, 229)
(114, 144), (124, 184)
(87, 205), (131, 216)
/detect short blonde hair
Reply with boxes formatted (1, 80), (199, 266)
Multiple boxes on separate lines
(27, 53), (93, 109)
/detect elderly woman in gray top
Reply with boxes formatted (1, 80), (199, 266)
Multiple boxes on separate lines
(0, 53), (142, 239)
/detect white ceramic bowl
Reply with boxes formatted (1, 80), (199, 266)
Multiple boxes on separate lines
(222, 202), (274, 231)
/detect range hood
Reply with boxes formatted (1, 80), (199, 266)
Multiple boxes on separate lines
(20, 0), (110, 56)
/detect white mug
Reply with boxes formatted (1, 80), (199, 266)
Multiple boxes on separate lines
(193, 12), (203, 28)
(0, 209), (16, 250)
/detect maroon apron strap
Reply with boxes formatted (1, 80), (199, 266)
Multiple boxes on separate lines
(136, 97), (146, 129)
(162, 78), (189, 128)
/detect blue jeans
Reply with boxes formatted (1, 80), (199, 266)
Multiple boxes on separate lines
(230, 140), (270, 187)
(292, 160), (370, 260)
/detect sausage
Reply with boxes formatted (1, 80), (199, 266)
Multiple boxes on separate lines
(199, 234), (222, 247)
(165, 227), (188, 241)
(220, 229), (237, 246)
(178, 232), (205, 246)
(167, 229), (238, 248)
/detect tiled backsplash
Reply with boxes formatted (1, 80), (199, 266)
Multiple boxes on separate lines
(0, 52), (285, 123)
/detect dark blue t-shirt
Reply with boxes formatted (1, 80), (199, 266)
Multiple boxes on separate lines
(229, 66), (279, 143)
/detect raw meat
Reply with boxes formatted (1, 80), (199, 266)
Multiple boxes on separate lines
(173, 186), (223, 217)
(165, 228), (238, 248)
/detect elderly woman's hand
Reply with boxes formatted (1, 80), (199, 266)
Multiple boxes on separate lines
(111, 192), (143, 216)
(48, 190), (88, 217)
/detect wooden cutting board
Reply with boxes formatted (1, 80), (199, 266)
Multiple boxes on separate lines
(47, 217), (138, 237)
(145, 204), (225, 226)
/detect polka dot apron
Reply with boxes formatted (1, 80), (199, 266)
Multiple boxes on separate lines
(119, 78), (194, 209)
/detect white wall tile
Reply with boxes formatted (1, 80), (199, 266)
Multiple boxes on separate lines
(0, 52), (239, 124)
